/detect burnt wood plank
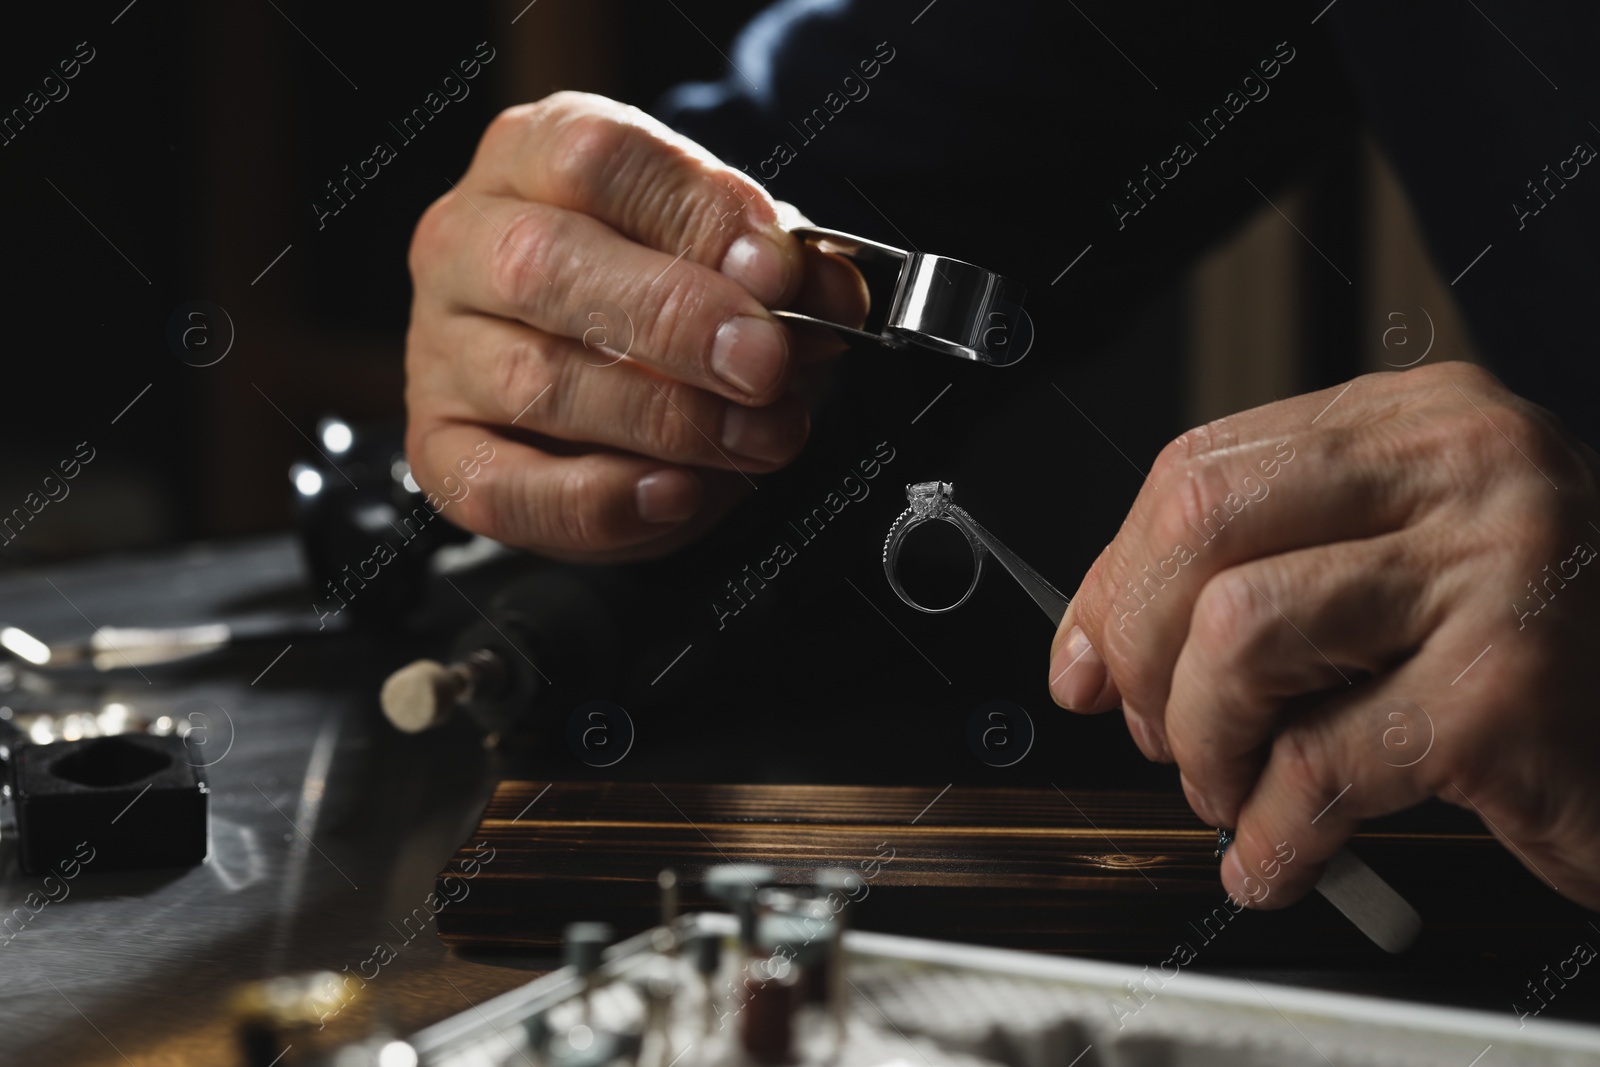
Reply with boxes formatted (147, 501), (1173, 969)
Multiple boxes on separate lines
(438, 782), (1591, 963)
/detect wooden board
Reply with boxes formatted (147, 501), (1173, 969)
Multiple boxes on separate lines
(436, 781), (1590, 963)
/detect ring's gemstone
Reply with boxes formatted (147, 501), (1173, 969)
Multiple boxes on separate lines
(906, 481), (955, 519)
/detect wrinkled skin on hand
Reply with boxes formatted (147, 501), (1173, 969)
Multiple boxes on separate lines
(1049, 361), (1600, 912)
(405, 91), (866, 562)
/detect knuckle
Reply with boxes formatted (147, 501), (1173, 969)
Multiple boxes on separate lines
(551, 463), (627, 550)
(1423, 359), (1503, 392)
(402, 321), (433, 389)
(1403, 409), (1476, 465)
(482, 102), (539, 153)
(1192, 568), (1271, 659)
(1160, 678), (1208, 767)
(1499, 406), (1577, 479)
(490, 334), (559, 424)
(1271, 726), (1336, 810)
(655, 180), (716, 246)
(1451, 399), (1568, 481)
(407, 193), (455, 282)
(536, 90), (606, 119)
(631, 381), (701, 459)
(545, 110), (631, 202)
(1408, 373), (1595, 516)
(1152, 417), (1235, 482)
(1146, 439), (1185, 489)
(1149, 427), (1202, 484)
(1478, 401), (1543, 454)
(1414, 361), (1584, 476)
(1159, 457), (1236, 552)
(544, 97), (739, 250)
(640, 268), (715, 368)
(654, 164), (747, 249)
(488, 208), (562, 309)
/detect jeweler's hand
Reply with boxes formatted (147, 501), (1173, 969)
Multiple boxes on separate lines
(405, 91), (867, 562)
(1048, 361), (1600, 911)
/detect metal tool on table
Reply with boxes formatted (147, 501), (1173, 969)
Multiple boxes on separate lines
(378, 566), (625, 738)
(0, 617), (339, 673)
(881, 480), (1422, 954)
(298, 860), (1600, 1066)
(0, 418), (460, 680)
(771, 227), (1031, 366)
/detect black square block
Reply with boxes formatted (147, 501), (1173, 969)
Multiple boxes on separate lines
(12, 734), (209, 875)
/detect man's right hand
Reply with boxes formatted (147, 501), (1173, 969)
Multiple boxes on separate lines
(405, 91), (867, 562)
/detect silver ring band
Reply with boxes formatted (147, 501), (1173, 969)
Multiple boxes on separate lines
(882, 483), (988, 613)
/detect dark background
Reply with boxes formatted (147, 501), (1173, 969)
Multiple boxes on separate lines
(0, 0), (772, 557)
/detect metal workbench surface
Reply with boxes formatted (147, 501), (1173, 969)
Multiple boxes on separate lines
(0, 536), (535, 1066)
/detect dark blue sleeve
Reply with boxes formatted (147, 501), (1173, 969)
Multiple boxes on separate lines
(653, 0), (1029, 237)
(654, 0), (1359, 363)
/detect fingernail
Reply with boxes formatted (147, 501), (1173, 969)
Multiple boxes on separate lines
(712, 315), (788, 398)
(1048, 625), (1105, 709)
(635, 469), (700, 524)
(722, 404), (804, 464)
(1222, 848), (1250, 903)
(720, 233), (789, 306)
(1181, 770), (1218, 826)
